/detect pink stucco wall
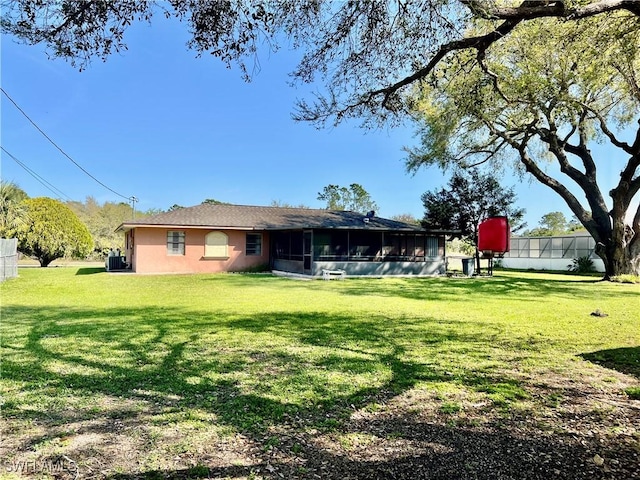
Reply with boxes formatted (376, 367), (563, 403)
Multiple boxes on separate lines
(129, 227), (270, 274)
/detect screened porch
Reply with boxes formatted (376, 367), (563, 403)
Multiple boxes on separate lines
(271, 229), (446, 276)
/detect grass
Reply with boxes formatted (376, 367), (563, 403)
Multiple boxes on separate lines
(1, 268), (639, 477)
(611, 274), (640, 284)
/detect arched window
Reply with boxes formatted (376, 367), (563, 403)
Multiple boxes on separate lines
(205, 232), (228, 258)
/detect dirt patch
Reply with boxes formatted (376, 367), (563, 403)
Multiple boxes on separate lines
(2, 364), (638, 480)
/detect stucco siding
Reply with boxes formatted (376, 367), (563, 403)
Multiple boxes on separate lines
(132, 227), (269, 274)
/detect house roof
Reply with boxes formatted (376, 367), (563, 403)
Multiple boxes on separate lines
(117, 203), (444, 233)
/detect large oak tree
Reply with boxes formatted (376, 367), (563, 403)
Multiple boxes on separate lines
(407, 17), (639, 278)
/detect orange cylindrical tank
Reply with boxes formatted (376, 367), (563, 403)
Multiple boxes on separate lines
(478, 216), (510, 253)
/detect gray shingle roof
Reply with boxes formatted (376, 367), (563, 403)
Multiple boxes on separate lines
(117, 203), (424, 231)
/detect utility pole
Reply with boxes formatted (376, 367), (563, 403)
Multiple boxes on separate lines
(129, 196), (138, 220)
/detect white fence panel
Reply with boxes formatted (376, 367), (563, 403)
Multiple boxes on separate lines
(0, 238), (18, 282)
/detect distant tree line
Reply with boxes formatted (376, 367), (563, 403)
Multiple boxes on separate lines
(317, 184), (378, 214)
(1, 182), (160, 265)
(65, 197), (136, 258)
(522, 212), (586, 237)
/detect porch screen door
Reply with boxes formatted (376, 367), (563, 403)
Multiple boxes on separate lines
(303, 231), (312, 275)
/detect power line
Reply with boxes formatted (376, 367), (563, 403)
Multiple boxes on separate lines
(1, 146), (73, 201)
(1, 87), (132, 201)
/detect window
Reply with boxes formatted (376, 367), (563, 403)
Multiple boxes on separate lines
(167, 231), (185, 255)
(246, 233), (262, 256)
(205, 232), (228, 258)
(349, 231), (378, 260)
(426, 236), (439, 257)
(274, 231), (303, 261)
(313, 230), (348, 260)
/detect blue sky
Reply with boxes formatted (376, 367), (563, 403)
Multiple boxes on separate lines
(1, 15), (632, 227)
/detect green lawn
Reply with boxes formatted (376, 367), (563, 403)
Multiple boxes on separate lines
(1, 268), (638, 479)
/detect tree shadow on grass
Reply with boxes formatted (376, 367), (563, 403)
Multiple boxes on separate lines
(3, 305), (483, 423)
(581, 346), (640, 379)
(103, 415), (638, 480)
(2, 303), (638, 479)
(334, 273), (637, 304)
(75, 267), (106, 275)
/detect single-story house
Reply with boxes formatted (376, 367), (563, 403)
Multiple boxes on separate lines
(116, 203), (455, 276)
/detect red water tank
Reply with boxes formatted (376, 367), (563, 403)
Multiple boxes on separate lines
(478, 216), (510, 254)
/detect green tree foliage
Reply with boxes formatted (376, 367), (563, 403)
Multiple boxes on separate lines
(66, 197), (133, 258)
(16, 197), (93, 267)
(317, 184), (378, 214)
(390, 213), (420, 225)
(525, 212), (587, 237)
(269, 200), (311, 209)
(422, 169), (525, 273)
(526, 212), (570, 237)
(3, 1), (637, 125)
(407, 17), (640, 279)
(0, 181), (28, 237)
(143, 208), (164, 216)
(568, 255), (597, 274)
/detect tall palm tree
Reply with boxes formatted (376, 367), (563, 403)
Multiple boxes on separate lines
(0, 181), (29, 237)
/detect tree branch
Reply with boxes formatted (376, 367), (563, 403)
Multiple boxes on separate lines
(484, 120), (597, 232)
(574, 112), (598, 178)
(632, 201), (640, 241)
(578, 102), (636, 154)
(631, 118), (640, 152)
(538, 119), (611, 229)
(537, 121), (593, 188)
(461, 0), (640, 20)
(373, 17), (523, 110)
(627, 173), (640, 203)
(462, 139), (508, 168)
(476, 49), (511, 103)
(295, 14), (526, 123)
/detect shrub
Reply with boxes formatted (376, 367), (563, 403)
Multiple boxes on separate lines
(16, 197), (94, 267)
(625, 387), (640, 400)
(568, 255), (596, 274)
